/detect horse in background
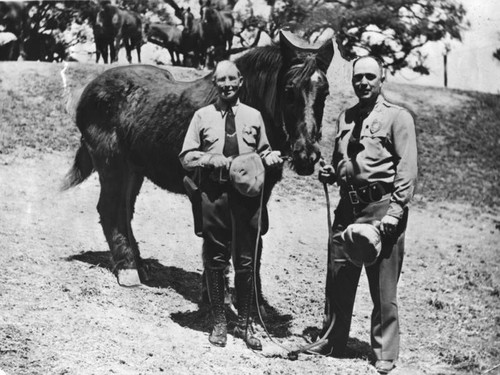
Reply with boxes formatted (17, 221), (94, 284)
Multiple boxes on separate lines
(200, 1), (234, 67)
(199, 0), (236, 11)
(62, 31), (334, 287)
(179, 7), (203, 67)
(94, 3), (143, 64)
(145, 22), (182, 66)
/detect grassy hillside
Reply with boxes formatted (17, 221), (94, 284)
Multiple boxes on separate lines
(1, 61), (499, 210)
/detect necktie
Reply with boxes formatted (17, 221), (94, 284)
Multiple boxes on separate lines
(347, 112), (366, 159)
(222, 106), (239, 157)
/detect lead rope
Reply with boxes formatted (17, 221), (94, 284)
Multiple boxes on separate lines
(286, 181), (337, 360)
(250, 160), (338, 360)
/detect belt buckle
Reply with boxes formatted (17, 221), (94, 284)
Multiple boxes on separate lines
(348, 190), (359, 205)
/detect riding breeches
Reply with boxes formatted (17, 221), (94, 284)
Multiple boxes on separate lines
(200, 181), (263, 272)
(323, 197), (407, 360)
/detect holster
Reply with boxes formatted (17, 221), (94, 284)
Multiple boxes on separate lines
(183, 174), (203, 237)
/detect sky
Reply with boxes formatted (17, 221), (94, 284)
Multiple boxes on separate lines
(390, 0), (500, 94)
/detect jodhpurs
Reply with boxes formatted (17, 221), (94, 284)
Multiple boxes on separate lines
(200, 180), (262, 273)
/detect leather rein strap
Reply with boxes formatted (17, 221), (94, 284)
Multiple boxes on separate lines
(250, 168), (336, 359)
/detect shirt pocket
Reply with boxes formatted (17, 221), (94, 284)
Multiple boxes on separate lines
(201, 128), (219, 150)
(242, 125), (258, 148)
(361, 127), (390, 159)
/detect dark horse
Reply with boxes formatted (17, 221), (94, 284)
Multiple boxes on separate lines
(200, 2), (234, 67)
(179, 7), (204, 68)
(145, 22), (183, 66)
(94, 3), (143, 64)
(62, 31), (334, 287)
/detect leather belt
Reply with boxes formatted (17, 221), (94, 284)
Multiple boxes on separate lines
(341, 181), (392, 205)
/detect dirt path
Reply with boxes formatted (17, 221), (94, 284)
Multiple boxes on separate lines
(1, 151), (498, 375)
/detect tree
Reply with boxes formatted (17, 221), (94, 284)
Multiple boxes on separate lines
(0, 1), (95, 61)
(260, 0), (468, 74)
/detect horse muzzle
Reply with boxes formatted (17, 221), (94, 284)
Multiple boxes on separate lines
(290, 142), (321, 176)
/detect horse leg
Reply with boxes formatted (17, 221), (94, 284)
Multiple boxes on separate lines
(96, 162), (140, 286)
(95, 42), (101, 63)
(132, 35), (142, 63)
(168, 48), (177, 66)
(122, 168), (150, 281)
(113, 34), (121, 63)
(226, 36), (232, 59)
(122, 166), (147, 282)
(124, 38), (132, 64)
(136, 43), (141, 63)
(102, 44), (109, 64)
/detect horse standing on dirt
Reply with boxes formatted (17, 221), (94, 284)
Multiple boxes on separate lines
(94, 4), (143, 64)
(145, 22), (183, 66)
(62, 31), (334, 287)
(200, 3), (234, 67)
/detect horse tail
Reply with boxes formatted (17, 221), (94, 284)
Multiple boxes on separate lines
(60, 140), (94, 191)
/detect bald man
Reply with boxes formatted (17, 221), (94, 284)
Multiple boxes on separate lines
(179, 60), (281, 350)
(316, 56), (418, 374)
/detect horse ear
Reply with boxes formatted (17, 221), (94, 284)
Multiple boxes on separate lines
(316, 39), (334, 73)
(279, 30), (298, 66)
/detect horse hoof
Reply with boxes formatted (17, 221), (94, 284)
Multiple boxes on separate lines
(138, 264), (152, 282)
(117, 269), (142, 287)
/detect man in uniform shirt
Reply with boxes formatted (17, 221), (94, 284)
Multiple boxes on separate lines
(316, 56), (418, 374)
(179, 60), (282, 350)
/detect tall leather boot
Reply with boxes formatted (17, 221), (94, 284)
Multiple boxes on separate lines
(206, 268), (227, 347)
(233, 271), (262, 351)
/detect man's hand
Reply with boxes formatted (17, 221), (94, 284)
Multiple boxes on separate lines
(202, 154), (230, 169)
(263, 151), (283, 167)
(379, 215), (399, 237)
(318, 159), (336, 185)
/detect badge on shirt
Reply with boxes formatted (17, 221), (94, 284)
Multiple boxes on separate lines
(370, 120), (381, 134)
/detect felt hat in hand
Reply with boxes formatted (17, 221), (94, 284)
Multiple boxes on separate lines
(341, 223), (382, 267)
(229, 153), (265, 197)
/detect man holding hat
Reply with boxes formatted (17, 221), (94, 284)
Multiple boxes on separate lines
(179, 60), (282, 350)
(316, 56), (418, 374)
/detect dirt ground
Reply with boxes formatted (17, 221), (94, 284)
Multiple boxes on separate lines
(1, 61), (499, 375)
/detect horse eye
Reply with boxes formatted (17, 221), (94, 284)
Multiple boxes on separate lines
(285, 87), (295, 101)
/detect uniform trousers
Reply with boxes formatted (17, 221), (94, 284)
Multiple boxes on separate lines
(323, 196), (408, 360)
(200, 179), (263, 274)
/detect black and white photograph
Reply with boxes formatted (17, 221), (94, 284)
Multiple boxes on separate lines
(0, 0), (499, 374)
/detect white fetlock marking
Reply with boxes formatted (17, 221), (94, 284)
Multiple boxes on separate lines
(117, 269), (141, 287)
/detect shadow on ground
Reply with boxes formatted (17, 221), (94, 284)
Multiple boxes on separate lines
(68, 251), (294, 337)
(66, 251), (202, 305)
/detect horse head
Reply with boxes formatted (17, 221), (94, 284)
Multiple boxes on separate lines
(180, 7), (194, 31)
(278, 31), (334, 175)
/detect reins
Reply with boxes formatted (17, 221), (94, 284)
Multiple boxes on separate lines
(249, 158), (338, 360)
(286, 180), (337, 360)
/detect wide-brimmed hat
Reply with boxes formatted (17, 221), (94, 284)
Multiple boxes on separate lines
(229, 153), (265, 197)
(341, 223), (382, 267)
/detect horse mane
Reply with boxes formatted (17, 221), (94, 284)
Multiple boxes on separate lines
(236, 45), (283, 127)
(284, 54), (319, 89)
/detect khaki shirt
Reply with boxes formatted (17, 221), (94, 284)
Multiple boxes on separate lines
(332, 95), (418, 219)
(179, 100), (271, 170)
